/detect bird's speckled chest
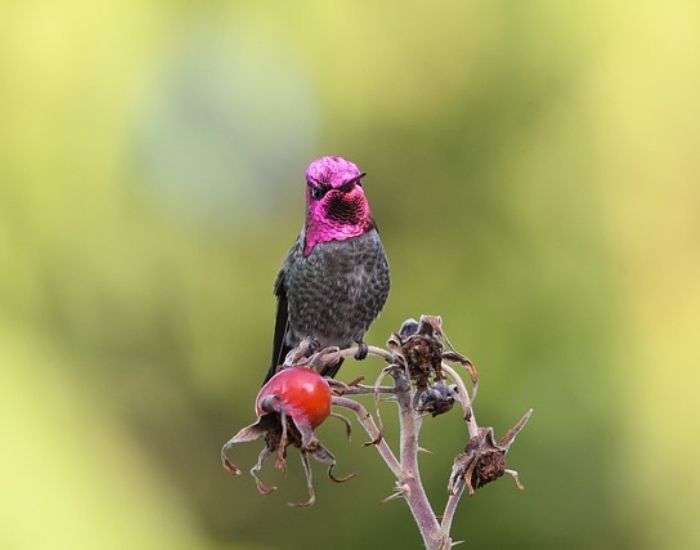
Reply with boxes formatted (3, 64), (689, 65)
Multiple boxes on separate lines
(284, 229), (390, 348)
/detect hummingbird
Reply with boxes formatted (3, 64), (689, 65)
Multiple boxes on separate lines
(264, 156), (390, 383)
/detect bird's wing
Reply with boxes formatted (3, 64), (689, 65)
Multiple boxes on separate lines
(263, 237), (300, 384)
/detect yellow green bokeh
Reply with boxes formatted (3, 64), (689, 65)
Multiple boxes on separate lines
(2, 1), (699, 548)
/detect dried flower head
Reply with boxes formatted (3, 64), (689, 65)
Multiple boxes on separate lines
(449, 409), (533, 495)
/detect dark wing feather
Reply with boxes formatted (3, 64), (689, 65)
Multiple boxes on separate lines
(263, 267), (292, 384)
(264, 235), (303, 384)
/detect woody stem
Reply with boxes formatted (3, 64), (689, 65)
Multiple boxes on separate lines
(394, 374), (448, 550)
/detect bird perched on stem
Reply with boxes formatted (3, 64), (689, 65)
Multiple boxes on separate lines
(264, 156), (390, 383)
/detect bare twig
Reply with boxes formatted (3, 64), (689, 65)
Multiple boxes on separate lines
(332, 384), (396, 396)
(441, 477), (465, 538)
(441, 363), (479, 438)
(332, 396), (401, 477)
(324, 344), (395, 365)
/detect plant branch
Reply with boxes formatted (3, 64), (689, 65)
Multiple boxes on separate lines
(332, 384), (397, 396)
(332, 396), (401, 477)
(395, 376), (446, 549)
(441, 477), (465, 539)
(441, 363), (479, 438)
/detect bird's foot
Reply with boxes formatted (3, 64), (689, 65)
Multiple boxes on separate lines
(308, 338), (321, 355)
(354, 341), (369, 361)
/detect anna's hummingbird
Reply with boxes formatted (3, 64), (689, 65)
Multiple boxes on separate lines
(264, 156), (390, 383)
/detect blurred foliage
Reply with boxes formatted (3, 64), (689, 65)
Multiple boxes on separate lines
(1, 1), (699, 549)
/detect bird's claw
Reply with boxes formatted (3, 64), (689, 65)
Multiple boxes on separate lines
(354, 341), (369, 360)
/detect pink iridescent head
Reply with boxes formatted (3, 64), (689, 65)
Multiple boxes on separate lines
(303, 156), (374, 256)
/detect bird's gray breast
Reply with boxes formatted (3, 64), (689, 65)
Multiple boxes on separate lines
(284, 229), (390, 348)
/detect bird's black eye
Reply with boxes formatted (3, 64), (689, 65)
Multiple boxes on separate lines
(310, 186), (325, 200)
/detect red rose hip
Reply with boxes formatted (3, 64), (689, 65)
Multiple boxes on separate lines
(256, 367), (331, 429)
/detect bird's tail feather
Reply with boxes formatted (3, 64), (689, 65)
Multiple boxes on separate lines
(321, 357), (344, 378)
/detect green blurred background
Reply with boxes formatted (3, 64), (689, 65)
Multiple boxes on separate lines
(2, 1), (699, 548)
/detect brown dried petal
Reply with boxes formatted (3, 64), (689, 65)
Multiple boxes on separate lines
(312, 444), (356, 484)
(221, 421), (267, 475)
(449, 410), (532, 495)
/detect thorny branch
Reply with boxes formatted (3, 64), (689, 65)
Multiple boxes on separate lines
(222, 316), (532, 550)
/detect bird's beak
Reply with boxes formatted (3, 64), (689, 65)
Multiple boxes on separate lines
(338, 172), (366, 193)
